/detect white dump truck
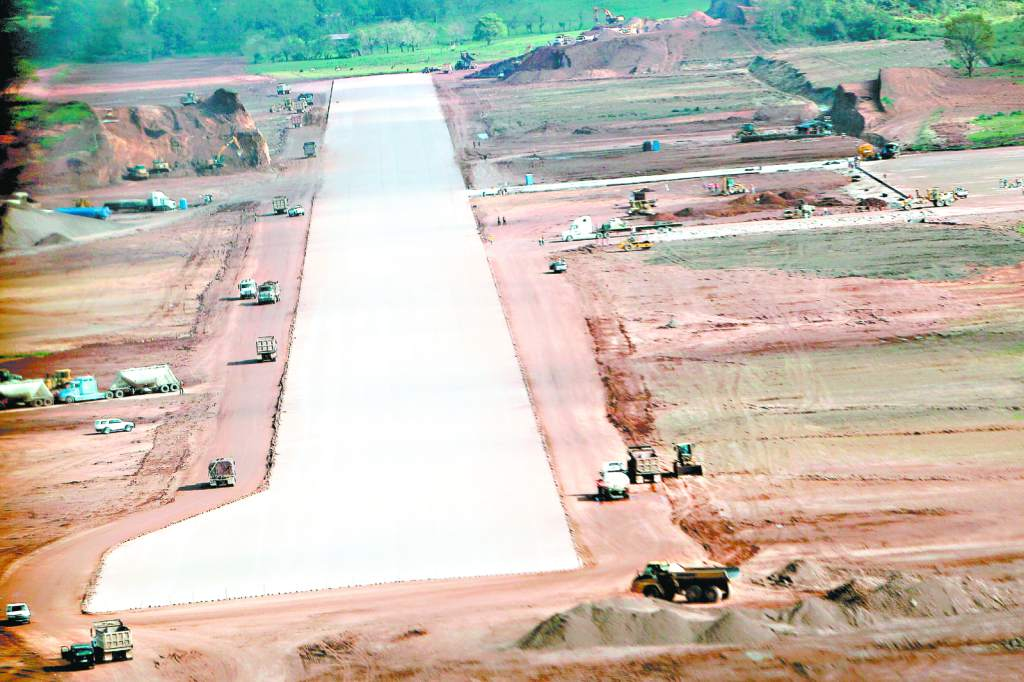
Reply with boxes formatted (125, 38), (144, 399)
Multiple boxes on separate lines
(238, 278), (258, 299)
(0, 380), (54, 409)
(107, 364), (181, 398)
(596, 461), (631, 501)
(208, 458), (237, 487)
(91, 619), (133, 662)
(256, 336), (278, 362)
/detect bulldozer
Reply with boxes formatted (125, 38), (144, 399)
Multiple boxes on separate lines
(717, 176), (748, 196)
(180, 91), (200, 106)
(44, 369), (72, 391)
(124, 164), (149, 181)
(627, 188), (657, 216)
(782, 203), (815, 219)
(150, 158), (171, 174)
(921, 187), (955, 207)
(74, 198), (92, 207)
(619, 236), (654, 251)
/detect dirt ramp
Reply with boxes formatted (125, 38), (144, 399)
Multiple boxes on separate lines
(518, 599), (700, 649)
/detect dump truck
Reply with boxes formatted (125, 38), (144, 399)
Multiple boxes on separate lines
(257, 281), (280, 304)
(303, 141), (317, 158)
(61, 643), (96, 669)
(208, 457), (237, 487)
(276, 83), (291, 95)
(880, 141), (902, 159)
(91, 619), (133, 662)
(124, 164), (149, 181)
(627, 445), (663, 483)
(238, 278), (258, 299)
(0, 380), (54, 409)
(56, 376), (108, 404)
(298, 92), (314, 105)
(107, 364), (181, 398)
(631, 562), (740, 603)
(782, 203), (815, 219)
(181, 91), (200, 106)
(272, 195), (288, 215)
(596, 461), (630, 501)
(0, 368), (23, 383)
(257, 336), (278, 362)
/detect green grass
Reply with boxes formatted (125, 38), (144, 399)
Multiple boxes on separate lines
(969, 110), (1024, 145)
(13, 101), (94, 128)
(649, 225), (1024, 281)
(249, 0), (707, 80)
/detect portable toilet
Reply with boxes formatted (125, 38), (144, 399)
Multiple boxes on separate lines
(525, 174), (534, 185)
(642, 140), (652, 152)
(178, 198), (188, 210)
(651, 140), (661, 152)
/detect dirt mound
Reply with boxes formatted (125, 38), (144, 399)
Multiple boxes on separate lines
(199, 88), (246, 117)
(755, 191), (790, 207)
(518, 599), (699, 649)
(859, 197), (888, 210)
(1, 203), (123, 251)
(655, 11), (722, 30)
(708, 0), (758, 25)
(866, 575), (1010, 619)
(766, 558), (834, 590)
(781, 597), (855, 632)
(697, 610), (776, 645)
(507, 26), (756, 84)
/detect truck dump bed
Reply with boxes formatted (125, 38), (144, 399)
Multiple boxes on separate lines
(0, 380), (54, 406)
(109, 364), (179, 391)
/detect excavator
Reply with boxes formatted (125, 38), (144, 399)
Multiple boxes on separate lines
(194, 136), (242, 174)
(593, 6), (625, 24)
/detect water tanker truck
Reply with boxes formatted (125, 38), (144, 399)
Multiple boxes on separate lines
(596, 461), (631, 501)
(107, 364), (181, 398)
(0, 380), (54, 409)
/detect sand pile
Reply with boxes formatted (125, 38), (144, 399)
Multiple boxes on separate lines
(697, 610), (777, 645)
(518, 599), (699, 649)
(766, 558), (835, 590)
(780, 597), (856, 632)
(824, 574), (1012, 621)
(1, 203), (120, 251)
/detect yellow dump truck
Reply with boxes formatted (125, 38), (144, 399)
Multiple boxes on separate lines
(631, 562), (739, 603)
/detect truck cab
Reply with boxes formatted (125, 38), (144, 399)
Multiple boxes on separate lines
(57, 376), (108, 404)
(560, 215), (597, 242)
(631, 562), (738, 603)
(208, 457), (237, 487)
(257, 281), (280, 304)
(5, 602), (30, 624)
(61, 643), (96, 668)
(303, 141), (317, 158)
(597, 461), (630, 500)
(239, 278), (258, 299)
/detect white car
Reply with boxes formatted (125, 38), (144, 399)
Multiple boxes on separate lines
(287, 206), (305, 217)
(95, 418), (135, 434)
(5, 602), (30, 624)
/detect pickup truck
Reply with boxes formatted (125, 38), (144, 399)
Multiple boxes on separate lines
(5, 602), (30, 624)
(61, 643), (96, 669)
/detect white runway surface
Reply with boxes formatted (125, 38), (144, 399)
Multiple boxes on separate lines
(87, 74), (578, 611)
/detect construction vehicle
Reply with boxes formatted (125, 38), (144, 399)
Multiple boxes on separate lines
(880, 141), (901, 159)
(181, 91), (200, 106)
(596, 461), (630, 501)
(922, 187), (956, 207)
(150, 158), (171, 174)
(272, 195), (288, 215)
(104, 191), (175, 213)
(0, 368), (23, 383)
(288, 205), (305, 217)
(61, 643), (96, 669)
(715, 177), (748, 196)
(239, 278), (258, 299)
(91, 619), (133, 662)
(208, 457), (237, 487)
(5, 602), (30, 624)
(303, 141), (317, 158)
(619, 236), (654, 251)
(857, 142), (901, 161)
(195, 136), (242, 173)
(954, 186), (969, 199)
(276, 83), (291, 95)
(454, 51), (476, 70)
(95, 418), (135, 434)
(627, 445), (663, 483)
(560, 215), (676, 242)
(257, 336), (278, 362)
(672, 442), (703, 476)
(290, 113), (303, 128)
(257, 281), (280, 304)
(782, 203), (815, 219)
(74, 197), (92, 207)
(108, 364), (181, 398)
(298, 92), (314, 105)
(0, 380), (54, 408)
(56, 376), (108, 404)
(124, 164), (149, 181)
(630, 562), (739, 603)
(594, 6), (625, 24)
(549, 258), (568, 274)
(627, 188), (657, 216)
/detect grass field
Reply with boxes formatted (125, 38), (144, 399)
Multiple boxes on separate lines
(250, 0), (707, 80)
(969, 110), (1024, 145)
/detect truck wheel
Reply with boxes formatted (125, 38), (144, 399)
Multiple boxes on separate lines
(159, 384), (170, 393)
(125, 424), (134, 432)
(114, 390), (124, 398)
(126, 651), (133, 660)
(642, 586), (663, 600)
(43, 398), (53, 406)
(103, 428), (111, 434)
(105, 391), (114, 399)
(685, 585), (704, 603)
(704, 586), (723, 603)
(563, 235), (573, 242)
(170, 384), (180, 392)
(64, 396), (76, 404)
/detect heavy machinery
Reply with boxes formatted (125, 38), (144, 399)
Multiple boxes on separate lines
(716, 176), (748, 196)
(619, 236), (654, 251)
(303, 141), (317, 158)
(596, 461), (630, 501)
(257, 281), (280, 304)
(150, 158), (171, 174)
(124, 164), (149, 181)
(630, 562), (740, 603)
(549, 258), (568, 274)
(195, 136), (242, 173)
(272, 195), (288, 215)
(594, 6), (625, 24)
(627, 445), (663, 483)
(560, 215), (677, 242)
(257, 336), (278, 362)
(208, 457), (237, 487)
(880, 141), (901, 159)
(91, 619), (133, 662)
(181, 91), (200, 105)
(782, 203), (815, 219)
(627, 188), (657, 216)
(0, 368), (23, 383)
(61, 643), (96, 669)
(56, 376), (107, 404)
(276, 83), (291, 95)
(454, 51), (476, 70)
(923, 187), (956, 207)
(672, 442), (703, 476)
(0, 380), (54, 408)
(238, 278), (258, 299)
(107, 364), (181, 398)
(104, 191), (175, 213)
(298, 92), (314, 106)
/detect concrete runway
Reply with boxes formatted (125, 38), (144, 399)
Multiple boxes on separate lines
(87, 74), (578, 611)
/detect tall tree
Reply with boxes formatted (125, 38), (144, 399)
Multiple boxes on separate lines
(944, 12), (994, 77)
(473, 12), (507, 45)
